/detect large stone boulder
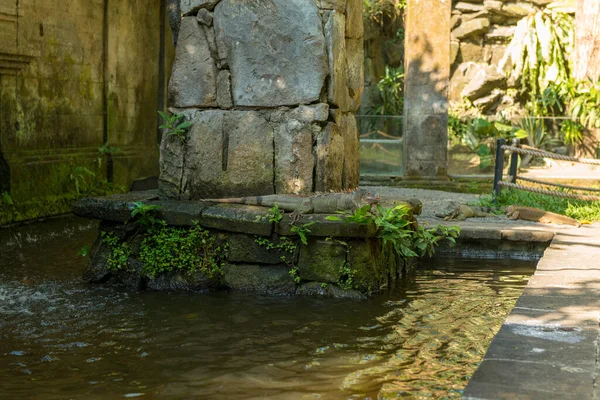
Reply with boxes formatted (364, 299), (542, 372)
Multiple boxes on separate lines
(461, 64), (506, 100)
(168, 17), (218, 107)
(452, 18), (491, 40)
(223, 263), (297, 295)
(160, 110), (275, 199)
(213, 0), (328, 107)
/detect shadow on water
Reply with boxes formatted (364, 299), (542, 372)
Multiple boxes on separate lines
(0, 217), (535, 399)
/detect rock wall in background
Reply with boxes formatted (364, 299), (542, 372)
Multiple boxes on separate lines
(450, 0), (553, 113)
(160, 0), (364, 199)
(359, 13), (405, 115)
(0, 0), (172, 224)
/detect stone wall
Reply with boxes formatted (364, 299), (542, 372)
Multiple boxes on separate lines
(0, 0), (170, 224)
(74, 191), (410, 298)
(450, 0), (553, 112)
(360, 13), (404, 115)
(160, 0), (364, 199)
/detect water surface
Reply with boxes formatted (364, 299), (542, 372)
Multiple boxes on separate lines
(0, 217), (535, 399)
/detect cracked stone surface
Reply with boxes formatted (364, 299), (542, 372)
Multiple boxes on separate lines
(213, 0), (328, 107)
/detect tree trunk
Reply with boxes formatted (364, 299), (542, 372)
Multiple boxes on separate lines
(574, 0), (600, 81)
(574, 0), (600, 157)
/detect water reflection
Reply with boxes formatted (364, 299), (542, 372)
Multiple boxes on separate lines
(0, 217), (534, 399)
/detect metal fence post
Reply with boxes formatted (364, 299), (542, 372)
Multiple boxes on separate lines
(493, 138), (505, 197)
(508, 138), (519, 183)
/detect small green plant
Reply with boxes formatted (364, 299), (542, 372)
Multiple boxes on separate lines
(159, 111), (193, 141)
(130, 202), (162, 228)
(320, 283), (328, 289)
(139, 222), (227, 278)
(1, 191), (13, 206)
(566, 78), (600, 130)
(412, 225), (460, 257)
(289, 265), (301, 284)
(337, 264), (357, 290)
(267, 204), (284, 223)
(560, 119), (584, 145)
(97, 143), (121, 168)
(255, 236), (299, 281)
(101, 232), (132, 272)
(79, 245), (89, 257)
(375, 66), (404, 116)
(69, 166), (96, 195)
(290, 222), (316, 246)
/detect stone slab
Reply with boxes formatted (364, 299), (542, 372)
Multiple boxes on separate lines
(296, 282), (366, 300)
(276, 214), (377, 238)
(228, 234), (292, 265)
(198, 204), (273, 236)
(464, 223), (600, 399)
(174, 110), (275, 199)
(222, 263), (296, 296)
(148, 200), (211, 226)
(464, 360), (593, 399)
(168, 17), (218, 107)
(482, 324), (597, 369)
(464, 380), (591, 400)
(213, 0), (328, 106)
(297, 239), (347, 283)
(72, 192), (159, 222)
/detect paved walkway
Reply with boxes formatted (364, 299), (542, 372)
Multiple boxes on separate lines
(369, 187), (600, 399)
(463, 222), (600, 399)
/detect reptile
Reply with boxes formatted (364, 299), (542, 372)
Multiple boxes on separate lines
(505, 205), (581, 227)
(437, 204), (496, 221)
(203, 189), (381, 221)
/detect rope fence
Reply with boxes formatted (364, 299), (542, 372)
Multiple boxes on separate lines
(493, 138), (600, 201)
(501, 144), (600, 166)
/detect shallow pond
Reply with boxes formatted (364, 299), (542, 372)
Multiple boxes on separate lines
(0, 217), (535, 399)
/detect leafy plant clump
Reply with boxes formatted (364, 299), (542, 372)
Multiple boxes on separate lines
(338, 264), (357, 290)
(159, 111), (193, 141)
(266, 204), (283, 223)
(290, 222), (316, 246)
(130, 201), (162, 228)
(102, 232), (132, 272)
(500, 9), (574, 103)
(328, 204), (460, 259)
(139, 222), (227, 279)
(375, 66), (405, 116)
(363, 0), (406, 25)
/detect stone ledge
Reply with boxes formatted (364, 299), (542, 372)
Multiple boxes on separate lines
(198, 204), (273, 236)
(72, 191), (160, 222)
(74, 192), (380, 239)
(276, 214), (377, 238)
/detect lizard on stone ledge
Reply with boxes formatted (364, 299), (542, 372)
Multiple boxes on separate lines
(505, 205), (581, 227)
(203, 189), (382, 222)
(204, 190), (423, 223)
(437, 204), (496, 221)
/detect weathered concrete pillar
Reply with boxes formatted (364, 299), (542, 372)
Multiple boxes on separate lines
(160, 0), (364, 199)
(403, 0), (451, 178)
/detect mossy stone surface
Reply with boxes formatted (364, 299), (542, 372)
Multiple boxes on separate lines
(297, 239), (347, 283)
(296, 282), (366, 300)
(228, 234), (292, 265)
(223, 263), (296, 295)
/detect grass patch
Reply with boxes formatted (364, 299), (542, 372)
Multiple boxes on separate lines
(479, 189), (600, 222)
